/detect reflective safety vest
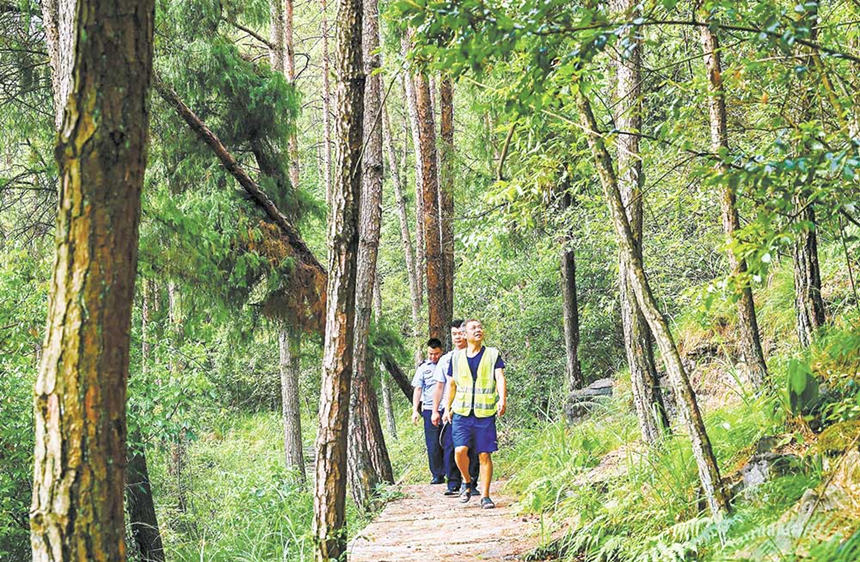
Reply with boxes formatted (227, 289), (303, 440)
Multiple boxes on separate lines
(451, 347), (499, 418)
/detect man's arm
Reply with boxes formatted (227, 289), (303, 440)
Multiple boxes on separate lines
(431, 381), (444, 425)
(495, 368), (507, 416)
(442, 378), (457, 423)
(412, 386), (422, 424)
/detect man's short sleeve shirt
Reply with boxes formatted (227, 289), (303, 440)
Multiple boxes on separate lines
(412, 360), (441, 411)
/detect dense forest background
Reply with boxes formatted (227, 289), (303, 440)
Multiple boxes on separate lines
(1, 0), (859, 560)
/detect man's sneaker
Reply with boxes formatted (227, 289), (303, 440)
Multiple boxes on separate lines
(443, 487), (459, 496)
(481, 497), (496, 509)
(430, 477), (445, 485)
(459, 483), (472, 503)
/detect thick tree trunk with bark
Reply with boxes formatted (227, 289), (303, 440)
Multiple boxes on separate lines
(348, 0), (393, 510)
(699, 25), (768, 388)
(313, 0), (363, 556)
(611, 0), (669, 442)
(439, 77), (455, 342)
(127, 281), (165, 562)
(30, 0), (155, 558)
(577, 92), (730, 518)
(280, 327), (306, 480)
(414, 73), (445, 341)
(383, 106), (423, 364)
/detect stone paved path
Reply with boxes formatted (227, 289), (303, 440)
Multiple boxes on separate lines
(349, 481), (539, 561)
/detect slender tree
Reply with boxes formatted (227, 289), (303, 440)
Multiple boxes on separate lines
(321, 0), (333, 204)
(439, 77), (455, 341)
(401, 38), (426, 301)
(561, 193), (583, 392)
(414, 73), (445, 341)
(312, 0), (364, 555)
(576, 91), (730, 518)
(280, 328), (306, 480)
(374, 280), (398, 439)
(284, 0), (300, 191)
(699, 18), (769, 387)
(30, 0), (156, 558)
(610, 0), (669, 442)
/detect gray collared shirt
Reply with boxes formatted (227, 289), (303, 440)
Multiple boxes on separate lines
(411, 359), (445, 411)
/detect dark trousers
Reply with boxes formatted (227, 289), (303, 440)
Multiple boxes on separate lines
(440, 413), (479, 491)
(422, 410), (444, 480)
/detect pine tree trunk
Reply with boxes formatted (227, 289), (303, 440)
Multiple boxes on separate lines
(374, 281), (398, 439)
(280, 327), (306, 481)
(284, 0), (300, 190)
(415, 73), (445, 341)
(268, 0), (285, 74)
(30, 0), (155, 558)
(313, 0), (363, 556)
(401, 41), (426, 300)
(321, 0), (333, 204)
(127, 281), (165, 562)
(611, 0), (669, 442)
(439, 77), (455, 343)
(576, 92), (730, 518)
(383, 105), (423, 364)
(561, 194), (583, 392)
(348, 0), (393, 510)
(39, 0), (73, 131)
(699, 24), (768, 388)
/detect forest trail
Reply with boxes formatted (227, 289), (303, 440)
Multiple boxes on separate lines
(349, 480), (540, 561)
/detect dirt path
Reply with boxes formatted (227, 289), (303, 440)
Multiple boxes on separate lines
(348, 480), (539, 561)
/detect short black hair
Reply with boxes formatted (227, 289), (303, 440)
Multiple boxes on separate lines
(450, 319), (464, 329)
(426, 337), (443, 349)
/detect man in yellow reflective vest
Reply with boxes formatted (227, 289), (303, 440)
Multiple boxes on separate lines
(442, 319), (507, 509)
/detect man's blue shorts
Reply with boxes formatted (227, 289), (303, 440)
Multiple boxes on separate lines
(452, 413), (498, 454)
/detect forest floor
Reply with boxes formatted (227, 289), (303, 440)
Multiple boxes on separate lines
(348, 480), (541, 561)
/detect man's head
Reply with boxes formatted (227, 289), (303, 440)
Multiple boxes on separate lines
(464, 319), (484, 346)
(426, 338), (443, 363)
(450, 319), (466, 350)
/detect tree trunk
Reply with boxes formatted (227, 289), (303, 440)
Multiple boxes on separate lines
(699, 24), (768, 388)
(382, 353), (416, 402)
(401, 42), (426, 300)
(439, 77), (455, 343)
(268, 0), (285, 74)
(383, 105), (423, 364)
(321, 0), (333, 205)
(576, 92), (730, 518)
(415, 73), (445, 341)
(30, 0), (155, 558)
(166, 282), (188, 514)
(561, 194), (583, 391)
(126, 281), (165, 562)
(610, 0), (669, 443)
(348, 0), (393, 510)
(39, 0), (73, 131)
(280, 327), (306, 481)
(313, 0), (363, 556)
(284, 0), (301, 191)
(374, 280), (397, 439)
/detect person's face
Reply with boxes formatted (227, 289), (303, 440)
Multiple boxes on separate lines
(465, 321), (484, 344)
(428, 347), (443, 364)
(451, 327), (466, 349)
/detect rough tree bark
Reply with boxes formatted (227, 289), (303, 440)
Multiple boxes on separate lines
(312, 0), (363, 555)
(383, 105), (423, 365)
(127, 280), (165, 562)
(374, 280), (398, 439)
(699, 23), (769, 388)
(280, 327), (306, 481)
(30, 0), (155, 558)
(439, 77), (455, 343)
(611, 0), (669, 443)
(321, 0), (333, 204)
(38, 0), (73, 131)
(561, 193), (583, 392)
(414, 73), (445, 341)
(401, 40), (425, 301)
(348, 0), (394, 511)
(576, 92), (730, 518)
(268, 0), (285, 74)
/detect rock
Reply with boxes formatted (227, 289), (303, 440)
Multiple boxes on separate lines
(564, 378), (613, 422)
(740, 452), (799, 490)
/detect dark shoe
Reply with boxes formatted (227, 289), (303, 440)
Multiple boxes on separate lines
(459, 483), (472, 503)
(481, 497), (495, 509)
(444, 487), (459, 496)
(430, 477), (445, 485)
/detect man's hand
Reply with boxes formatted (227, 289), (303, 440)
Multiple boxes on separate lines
(412, 409), (421, 425)
(431, 410), (441, 426)
(498, 399), (507, 417)
(442, 410), (452, 424)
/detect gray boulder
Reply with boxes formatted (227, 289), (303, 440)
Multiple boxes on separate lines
(564, 378), (613, 422)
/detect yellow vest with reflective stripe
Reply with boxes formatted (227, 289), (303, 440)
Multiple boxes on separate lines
(452, 347), (499, 418)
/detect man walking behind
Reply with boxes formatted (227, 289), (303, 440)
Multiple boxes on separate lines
(432, 320), (479, 496)
(412, 339), (446, 484)
(443, 319), (507, 509)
